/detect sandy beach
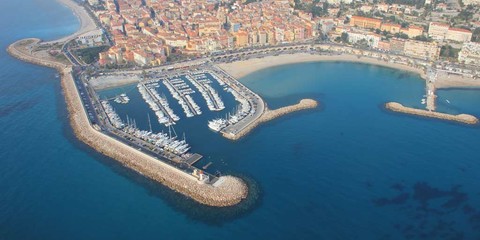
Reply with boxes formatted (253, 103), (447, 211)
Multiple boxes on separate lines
(45, 0), (98, 44)
(435, 71), (480, 89)
(216, 53), (425, 80)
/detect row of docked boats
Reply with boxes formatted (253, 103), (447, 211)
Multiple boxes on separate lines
(101, 100), (125, 129)
(123, 125), (191, 155)
(163, 78), (202, 118)
(137, 83), (179, 127)
(186, 73), (225, 111)
(113, 93), (130, 104)
(207, 82), (253, 132)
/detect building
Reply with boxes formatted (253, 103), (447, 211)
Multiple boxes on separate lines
(381, 23), (401, 34)
(390, 38), (406, 54)
(428, 22), (449, 40)
(403, 40), (440, 60)
(400, 25), (424, 38)
(326, 0), (353, 4)
(349, 16), (382, 30)
(348, 31), (380, 48)
(458, 42), (480, 64)
(462, 0), (480, 5)
(76, 29), (105, 46)
(88, 0), (99, 6)
(446, 28), (472, 42)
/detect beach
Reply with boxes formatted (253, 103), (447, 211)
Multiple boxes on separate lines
(45, 0), (97, 44)
(216, 53), (425, 80)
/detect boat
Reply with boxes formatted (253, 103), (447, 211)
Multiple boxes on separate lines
(208, 118), (228, 132)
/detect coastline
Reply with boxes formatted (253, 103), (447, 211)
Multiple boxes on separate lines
(216, 53), (426, 80)
(45, 0), (97, 44)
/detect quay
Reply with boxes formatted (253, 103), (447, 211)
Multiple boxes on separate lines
(385, 102), (478, 125)
(8, 39), (248, 207)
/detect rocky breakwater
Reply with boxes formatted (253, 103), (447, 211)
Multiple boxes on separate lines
(8, 39), (248, 207)
(223, 99), (319, 140)
(385, 102), (479, 125)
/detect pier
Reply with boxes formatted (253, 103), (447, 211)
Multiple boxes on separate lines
(426, 68), (437, 112)
(386, 102), (478, 125)
(222, 99), (319, 140)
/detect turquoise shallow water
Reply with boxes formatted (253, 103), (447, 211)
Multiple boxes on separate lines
(2, 0), (480, 239)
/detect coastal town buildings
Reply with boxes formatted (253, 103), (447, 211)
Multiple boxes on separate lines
(349, 16), (382, 29)
(86, 0), (478, 67)
(403, 40), (440, 60)
(462, 0), (480, 5)
(458, 42), (480, 64)
(76, 29), (105, 46)
(429, 22), (472, 42)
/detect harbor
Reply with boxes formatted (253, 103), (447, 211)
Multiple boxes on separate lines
(7, 38), (249, 207)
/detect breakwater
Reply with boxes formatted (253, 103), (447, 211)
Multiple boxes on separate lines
(222, 99), (319, 140)
(385, 102), (479, 125)
(8, 39), (248, 207)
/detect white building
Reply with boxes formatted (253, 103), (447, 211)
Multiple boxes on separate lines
(458, 42), (480, 64)
(462, 0), (480, 5)
(348, 31), (380, 48)
(87, 0), (100, 6)
(326, 0), (353, 5)
(76, 29), (104, 46)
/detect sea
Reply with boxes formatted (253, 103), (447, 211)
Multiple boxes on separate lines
(2, 0), (480, 239)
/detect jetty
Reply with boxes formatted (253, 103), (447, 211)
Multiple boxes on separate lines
(385, 68), (478, 125)
(222, 99), (319, 140)
(8, 38), (249, 207)
(385, 102), (478, 125)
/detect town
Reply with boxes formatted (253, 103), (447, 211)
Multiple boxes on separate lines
(72, 0), (479, 71)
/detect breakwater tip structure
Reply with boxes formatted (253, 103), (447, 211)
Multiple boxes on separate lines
(7, 39), (248, 207)
(222, 98), (319, 140)
(385, 102), (479, 125)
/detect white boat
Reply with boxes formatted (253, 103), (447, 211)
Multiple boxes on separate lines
(208, 118), (228, 132)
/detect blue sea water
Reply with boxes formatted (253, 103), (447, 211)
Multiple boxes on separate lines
(2, 0), (480, 239)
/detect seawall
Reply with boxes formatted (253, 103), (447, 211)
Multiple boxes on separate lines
(223, 99), (318, 140)
(385, 102), (478, 125)
(8, 39), (248, 207)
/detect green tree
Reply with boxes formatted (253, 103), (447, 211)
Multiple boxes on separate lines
(341, 32), (349, 43)
(440, 45), (460, 59)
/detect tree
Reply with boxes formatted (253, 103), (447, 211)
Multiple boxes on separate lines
(472, 27), (480, 42)
(440, 45), (460, 59)
(341, 32), (349, 43)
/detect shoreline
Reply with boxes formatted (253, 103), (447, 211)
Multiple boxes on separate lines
(385, 102), (479, 125)
(45, 0), (98, 44)
(216, 53), (426, 80)
(7, 39), (248, 207)
(222, 99), (319, 141)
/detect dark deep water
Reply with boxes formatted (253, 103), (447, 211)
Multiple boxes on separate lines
(2, 1), (480, 239)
